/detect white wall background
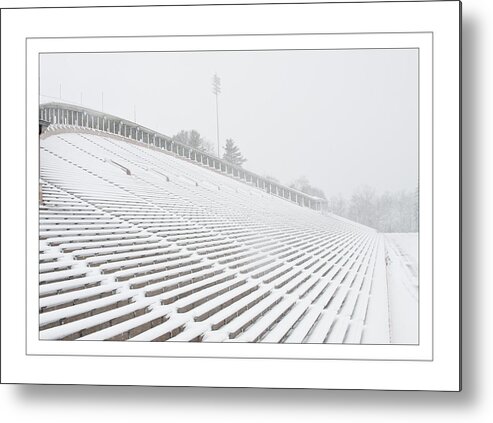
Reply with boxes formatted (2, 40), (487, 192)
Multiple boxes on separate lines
(0, 0), (490, 421)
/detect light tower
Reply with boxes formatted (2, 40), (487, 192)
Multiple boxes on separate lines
(212, 73), (221, 157)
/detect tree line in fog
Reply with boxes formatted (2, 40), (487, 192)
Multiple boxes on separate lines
(270, 176), (418, 233)
(327, 186), (419, 233)
(172, 130), (417, 233)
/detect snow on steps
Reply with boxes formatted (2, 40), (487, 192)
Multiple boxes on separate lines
(38, 130), (390, 343)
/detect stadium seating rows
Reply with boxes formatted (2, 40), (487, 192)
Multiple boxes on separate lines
(39, 126), (389, 343)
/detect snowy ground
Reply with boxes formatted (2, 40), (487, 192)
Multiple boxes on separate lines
(384, 233), (418, 344)
(360, 235), (390, 344)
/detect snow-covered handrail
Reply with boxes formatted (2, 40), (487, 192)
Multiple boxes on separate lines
(39, 102), (328, 211)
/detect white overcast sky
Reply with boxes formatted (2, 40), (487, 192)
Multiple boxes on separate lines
(40, 49), (418, 198)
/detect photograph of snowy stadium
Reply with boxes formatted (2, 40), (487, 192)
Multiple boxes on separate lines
(38, 48), (419, 344)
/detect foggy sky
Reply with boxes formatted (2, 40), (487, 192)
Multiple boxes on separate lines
(40, 49), (418, 198)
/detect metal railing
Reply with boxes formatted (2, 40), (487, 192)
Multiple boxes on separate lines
(39, 102), (327, 211)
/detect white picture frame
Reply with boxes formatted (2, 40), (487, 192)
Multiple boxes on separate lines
(0, 0), (461, 391)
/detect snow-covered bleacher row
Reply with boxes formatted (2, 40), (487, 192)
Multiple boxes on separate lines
(39, 125), (390, 343)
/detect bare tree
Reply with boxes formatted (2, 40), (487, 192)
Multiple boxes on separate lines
(290, 176), (327, 199)
(172, 129), (207, 151)
(328, 193), (347, 216)
(347, 186), (377, 228)
(263, 175), (280, 184)
(328, 186), (418, 233)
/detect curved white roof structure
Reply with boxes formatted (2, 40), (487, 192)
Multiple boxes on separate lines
(38, 115), (395, 344)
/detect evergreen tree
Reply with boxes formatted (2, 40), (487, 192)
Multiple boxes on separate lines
(222, 138), (246, 166)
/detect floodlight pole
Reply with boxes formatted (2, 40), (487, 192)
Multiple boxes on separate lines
(212, 74), (221, 158)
